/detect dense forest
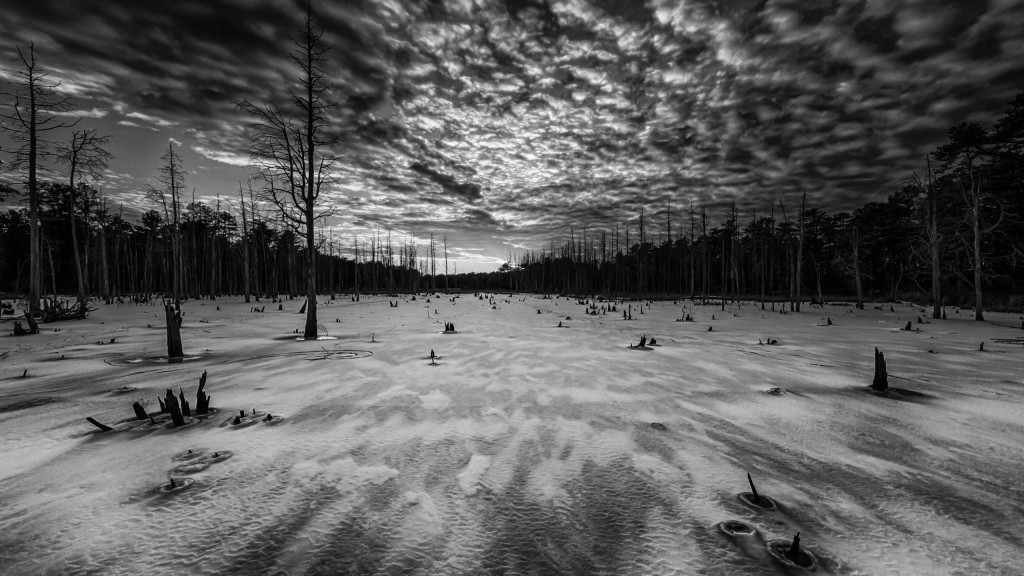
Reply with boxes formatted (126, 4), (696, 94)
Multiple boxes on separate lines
(4, 78), (1019, 313)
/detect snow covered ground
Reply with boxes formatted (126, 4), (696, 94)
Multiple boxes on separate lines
(0, 294), (1021, 575)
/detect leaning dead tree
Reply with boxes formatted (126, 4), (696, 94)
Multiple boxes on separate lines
(0, 43), (78, 316)
(238, 1), (338, 339)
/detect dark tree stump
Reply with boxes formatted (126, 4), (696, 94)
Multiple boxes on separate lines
(872, 347), (888, 391)
(639, 335), (647, 348)
(164, 389), (185, 426)
(132, 401), (148, 421)
(165, 304), (184, 360)
(786, 532), (802, 563)
(179, 388), (191, 417)
(195, 370), (210, 414)
(158, 396), (167, 413)
(25, 312), (39, 334)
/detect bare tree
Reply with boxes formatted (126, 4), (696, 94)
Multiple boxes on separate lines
(57, 129), (111, 314)
(935, 122), (1000, 321)
(1, 43), (77, 314)
(147, 142), (186, 304)
(238, 1), (338, 338)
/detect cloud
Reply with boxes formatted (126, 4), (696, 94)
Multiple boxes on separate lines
(51, 107), (109, 118)
(116, 120), (158, 132)
(0, 0), (1021, 266)
(125, 111), (177, 128)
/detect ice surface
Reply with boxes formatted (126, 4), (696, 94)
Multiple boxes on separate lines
(0, 296), (1022, 574)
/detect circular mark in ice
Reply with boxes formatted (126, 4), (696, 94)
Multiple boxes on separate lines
(111, 386), (138, 394)
(766, 539), (818, 571)
(766, 387), (787, 395)
(172, 460), (211, 474)
(154, 477), (194, 495)
(649, 422), (668, 431)
(738, 492), (777, 511)
(220, 412), (281, 428)
(306, 350), (372, 360)
(106, 355), (204, 366)
(171, 450), (233, 474)
(172, 448), (206, 461)
(294, 335), (338, 341)
(718, 520), (757, 537)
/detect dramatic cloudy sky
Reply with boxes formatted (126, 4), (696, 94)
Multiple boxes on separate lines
(2, 0), (1023, 271)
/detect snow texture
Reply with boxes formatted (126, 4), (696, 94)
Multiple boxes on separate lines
(0, 295), (1021, 575)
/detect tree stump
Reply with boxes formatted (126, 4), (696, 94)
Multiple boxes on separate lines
(195, 370), (210, 414)
(179, 388), (191, 417)
(872, 348), (888, 391)
(165, 304), (184, 360)
(164, 388), (185, 426)
(785, 532), (802, 563)
(25, 312), (39, 334)
(132, 401), (148, 421)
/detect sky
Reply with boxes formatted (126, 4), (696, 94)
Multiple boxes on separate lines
(1, 0), (1023, 273)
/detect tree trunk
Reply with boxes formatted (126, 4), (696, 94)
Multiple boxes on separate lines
(852, 226), (864, 309)
(970, 170), (984, 321)
(795, 192), (805, 312)
(165, 304), (183, 359)
(28, 76), (41, 315)
(68, 185), (87, 314)
(303, 204), (318, 339)
(100, 212), (110, 304)
(240, 186), (251, 303)
(926, 158), (942, 319)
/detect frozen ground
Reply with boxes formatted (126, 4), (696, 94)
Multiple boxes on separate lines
(0, 294), (1021, 575)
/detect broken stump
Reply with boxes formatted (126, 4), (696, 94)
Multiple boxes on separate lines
(165, 304), (184, 360)
(872, 347), (888, 391)
(164, 388), (185, 426)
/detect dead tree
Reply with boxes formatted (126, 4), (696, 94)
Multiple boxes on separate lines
(872, 347), (888, 391)
(178, 388), (191, 417)
(0, 43), (77, 316)
(57, 129), (111, 315)
(237, 2), (339, 339)
(195, 370), (210, 414)
(132, 401), (148, 420)
(164, 388), (185, 426)
(165, 304), (183, 359)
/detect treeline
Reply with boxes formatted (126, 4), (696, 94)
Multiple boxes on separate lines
(0, 183), (432, 300)
(455, 95), (1024, 317)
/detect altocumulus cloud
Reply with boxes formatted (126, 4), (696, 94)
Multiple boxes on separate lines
(1, 0), (1023, 262)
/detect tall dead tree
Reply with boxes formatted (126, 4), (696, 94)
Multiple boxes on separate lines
(57, 129), (111, 315)
(1, 43), (77, 315)
(239, 1), (338, 338)
(795, 192), (806, 312)
(148, 142), (186, 304)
